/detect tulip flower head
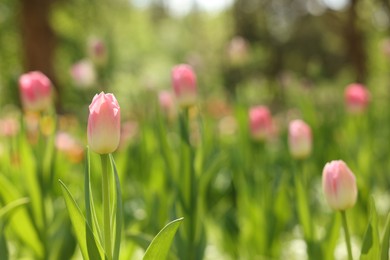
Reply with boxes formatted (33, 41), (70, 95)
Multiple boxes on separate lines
(344, 83), (370, 114)
(322, 160), (357, 211)
(19, 71), (52, 112)
(87, 92), (120, 154)
(88, 37), (107, 66)
(158, 90), (177, 119)
(288, 119), (312, 160)
(249, 106), (272, 141)
(70, 59), (96, 88)
(171, 64), (197, 108)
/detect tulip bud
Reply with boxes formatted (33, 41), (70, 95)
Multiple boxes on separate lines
(87, 92), (120, 154)
(322, 160), (357, 211)
(158, 90), (177, 119)
(70, 59), (96, 88)
(19, 71), (52, 112)
(88, 38), (107, 66)
(288, 119), (312, 159)
(249, 106), (272, 141)
(171, 64), (197, 108)
(344, 83), (370, 114)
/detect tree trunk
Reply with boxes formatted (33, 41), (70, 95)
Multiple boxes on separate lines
(344, 0), (367, 83)
(20, 0), (60, 110)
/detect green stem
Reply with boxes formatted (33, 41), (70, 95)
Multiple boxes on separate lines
(101, 154), (112, 260)
(341, 210), (353, 260)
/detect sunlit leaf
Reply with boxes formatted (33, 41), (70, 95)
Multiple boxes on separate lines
(0, 175), (43, 257)
(143, 217), (183, 260)
(361, 197), (380, 259)
(0, 198), (29, 219)
(110, 154), (123, 260)
(59, 179), (104, 260)
(380, 213), (390, 260)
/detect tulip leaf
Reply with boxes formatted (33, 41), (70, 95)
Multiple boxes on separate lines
(110, 154), (123, 260)
(20, 135), (44, 231)
(85, 148), (103, 253)
(0, 197), (29, 260)
(0, 223), (8, 260)
(59, 179), (104, 260)
(0, 198), (30, 220)
(361, 197), (380, 259)
(321, 213), (341, 260)
(380, 213), (390, 260)
(294, 174), (312, 240)
(0, 175), (43, 257)
(143, 217), (183, 260)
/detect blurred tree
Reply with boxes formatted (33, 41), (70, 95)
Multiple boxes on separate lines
(226, 0), (370, 102)
(19, 0), (60, 108)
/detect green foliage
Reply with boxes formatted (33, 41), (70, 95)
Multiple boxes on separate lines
(143, 218), (184, 260)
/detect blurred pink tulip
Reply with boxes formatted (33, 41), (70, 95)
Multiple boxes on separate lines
(0, 117), (19, 137)
(249, 106), (273, 141)
(322, 160), (357, 211)
(344, 83), (370, 114)
(19, 71), (52, 112)
(87, 92), (120, 154)
(171, 64), (197, 108)
(288, 119), (312, 159)
(88, 38), (107, 66)
(55, 132), (84, 163)
(70, 59), (96, 88)
(158, 91), (177, 119)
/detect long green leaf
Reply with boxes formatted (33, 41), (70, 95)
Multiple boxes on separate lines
(143, 218), (184, 260)
(85, 148), (103, 259)
(0, 175), (43, 257)
(361, 197), (380, 259)
(0, 224), (8, 260)
(0, 198), (29, 220)
(380, 213), (390, 260)
(59, 179), (103, 260)
(294, 174), (312, 240)
(110, 154), (123, 260)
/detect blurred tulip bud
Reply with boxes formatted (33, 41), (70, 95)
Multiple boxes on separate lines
(227, 36), (249, 65)
(87, 92), (120, 154)
(344, 83), (370, 114)
(249, 106), (272, 141)
(158, 90), (177, 120)
(322, 160), (357, 211)
(19, 71), (52, 112)
(288, 119), (312, 159)
(55, 132), (84, 163)
(70, 59), (96, 88)
(171, 64), (197, 108)
(0, 117), (19, 137)
(88, 38), (107, 66)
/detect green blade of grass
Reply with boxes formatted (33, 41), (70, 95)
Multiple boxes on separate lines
(59, 179), (104, 260)
(110, 154), (123, 260)
(380, 213), (390, 260)
(361, 197), (380, 259)
(143, 217), (184, 260)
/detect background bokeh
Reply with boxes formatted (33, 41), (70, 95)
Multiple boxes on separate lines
(2, 0), (390, 259)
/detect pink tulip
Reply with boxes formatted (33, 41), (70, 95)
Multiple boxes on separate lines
(322, 160), (357, 211)
(70, 59), (96, 88)
(171, 64), (197, 108)
(288, 119), (312, 159)
(249, 106), (272, 141)
(88, 38), (107, 66)
(344, 83), (370, 114)
(158, 91), (177, 119)
(87, 92), (120, 154)
(19, 71), (52, 112)
(55, 131), (84, 163)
